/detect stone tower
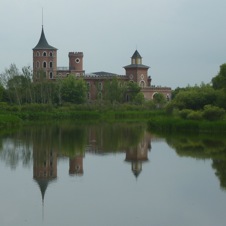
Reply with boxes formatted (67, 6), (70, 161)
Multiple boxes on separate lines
(68, 52), (85, 76)
(124, 50), (151, 88)
(33, 26), (57, 80)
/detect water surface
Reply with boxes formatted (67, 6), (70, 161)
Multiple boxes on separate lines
(0, 122), (226, 226)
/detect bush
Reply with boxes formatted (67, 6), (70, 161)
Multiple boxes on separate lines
(202, 105), (225, 121)
(187, 111), (203, 120)
(179, 109), (193, 119)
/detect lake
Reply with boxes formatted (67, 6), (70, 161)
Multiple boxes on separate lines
(0, 121), (226, 226)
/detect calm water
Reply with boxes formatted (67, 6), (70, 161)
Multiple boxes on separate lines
(0, 122), (226, 226)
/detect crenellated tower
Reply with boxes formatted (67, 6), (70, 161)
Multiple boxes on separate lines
(68, 52), (85, 76)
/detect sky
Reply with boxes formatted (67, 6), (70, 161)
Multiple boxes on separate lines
(1, 0), (226, 89)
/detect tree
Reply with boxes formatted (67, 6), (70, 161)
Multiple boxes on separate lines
(153, 92), (166, 108)
(61, 75), (87, 104)
(22, 66), (33, 103)
(212, 63), (226, 90)
(103, 77), (125, 103)
(170, 84), (217, 110)
(126, 82), (141, 102)
(0, 83), (4, 101)
(133, 92), (145, 105)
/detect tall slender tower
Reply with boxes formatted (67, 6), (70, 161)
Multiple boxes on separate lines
(33, 26), (57, 80)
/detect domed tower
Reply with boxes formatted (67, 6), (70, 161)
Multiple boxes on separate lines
(124, 50), (151, 88)
(33, 26), (57, 80)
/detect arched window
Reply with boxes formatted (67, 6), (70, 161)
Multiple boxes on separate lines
(43, 51), (47, 57)
(43, 61), (47, 68)
(49, 62), (53, 68)
(98, 92), (102, 100)
(98, 82), (103, 90)
(36, 61), (40, 68)
(139, 80), (145, 88)
(36, 51), (40, 57)
(49, 52), (53, 57)
(49, 72), (53, 79)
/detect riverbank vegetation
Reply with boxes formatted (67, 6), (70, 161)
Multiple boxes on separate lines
(1, 63), (226, 132)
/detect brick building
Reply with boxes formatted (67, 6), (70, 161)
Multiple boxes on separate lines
(33, 26), (171, 101)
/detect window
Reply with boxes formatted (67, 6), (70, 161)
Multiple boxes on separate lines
(36, 61), (40, 68)
(36, 51), (40, 57)
(49, 72), (53, 79)
(43, 51), (47, 56)
(49, 61), (53, 68)
(139, 80), (145, 88)
(49, 52), (53, 57)
(87, 92), (90, 100)
(98, 82), (102, 90)
(87, 82), (90, 90)
(98, 92), (102, 100)
(43, 61), (47, 68)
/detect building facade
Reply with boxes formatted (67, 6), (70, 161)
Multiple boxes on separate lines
(33, 27), (171, 101)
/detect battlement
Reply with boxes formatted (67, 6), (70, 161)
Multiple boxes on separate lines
(68, 52), (83, 56)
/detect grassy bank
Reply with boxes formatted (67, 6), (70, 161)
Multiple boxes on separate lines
(0, 114), (22, 128)
(1, 103), (226, 133)
(147, 116), (226, 133)
(0, 103), (164, 125)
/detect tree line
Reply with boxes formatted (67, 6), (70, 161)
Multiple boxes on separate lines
(168, 63), (226, 120)
(0, 64), (168, 108)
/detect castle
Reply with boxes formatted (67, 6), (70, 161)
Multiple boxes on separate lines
(33, 26), (171, 101)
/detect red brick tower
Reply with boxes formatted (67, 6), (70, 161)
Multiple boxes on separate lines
(68, 52), (85, 76)
(124, 50), (151, 88)
(33, 26), (57, 80)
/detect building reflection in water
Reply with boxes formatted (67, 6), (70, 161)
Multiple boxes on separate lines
(69, 154), (84, 176)
(33, 147), (57, 203)
(32, 124), (152, 207)
(125, 131), (151, 178)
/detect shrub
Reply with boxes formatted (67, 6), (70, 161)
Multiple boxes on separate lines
(202, 105), (225, 121)
(187, 111), (203, 120)
(179, 109), (193, 119)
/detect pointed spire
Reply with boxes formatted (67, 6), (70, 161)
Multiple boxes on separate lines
(132, 50), (142, 59)
(33, 26), (57, 50)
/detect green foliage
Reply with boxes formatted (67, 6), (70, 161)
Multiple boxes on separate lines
(61, 75), (87, 104)
(0, 84), (4, 101)
(153, 92), (167, 108)
(103, 77), (125, 103)
(202, 105), (225, 121)
(179, 109), (193, 119)
(126, 82), (141, 102)
(148, 116), (226, 133)
(186, 111), (202, 120)
(170, 84), (217, 110)
(212, 63), (226, 90)
(133, 92), (145, 105)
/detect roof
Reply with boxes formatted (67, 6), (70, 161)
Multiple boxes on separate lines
(85, 71), (125, 77)
(132, 50), (142, 59)
(124, 64), (149, 69)
(33, 26), (57, 50)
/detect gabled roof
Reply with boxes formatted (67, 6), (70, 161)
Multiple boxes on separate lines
(33, 26), (57, 50)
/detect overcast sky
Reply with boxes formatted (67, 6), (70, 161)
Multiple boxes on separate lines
(1, 0), (226, 89)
